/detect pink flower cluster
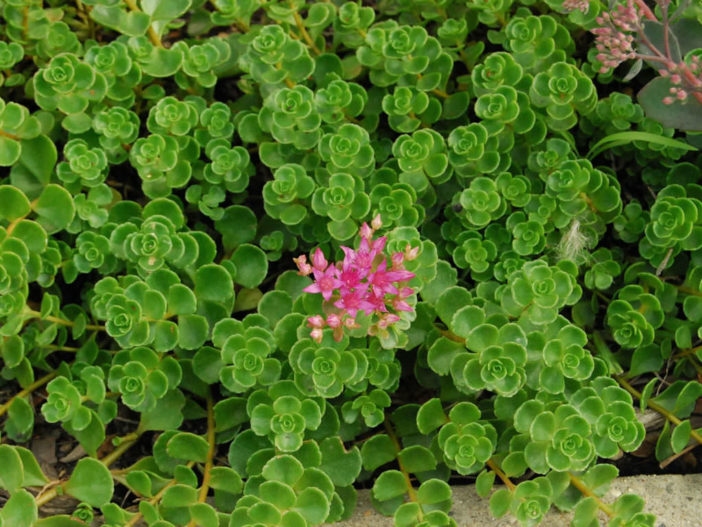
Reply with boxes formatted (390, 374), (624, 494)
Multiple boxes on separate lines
(294, 216), (417, 343)
(591, 1), (641, 73)
(660, 55), (702, 105)
(562, 0), (589, 14)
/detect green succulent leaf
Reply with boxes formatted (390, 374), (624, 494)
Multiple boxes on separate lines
(65, 458), (114, 507)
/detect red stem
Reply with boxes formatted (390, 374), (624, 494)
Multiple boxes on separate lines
(633, 0), (657, 21)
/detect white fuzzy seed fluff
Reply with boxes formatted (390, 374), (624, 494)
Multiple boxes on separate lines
(558, 219), (591, 263)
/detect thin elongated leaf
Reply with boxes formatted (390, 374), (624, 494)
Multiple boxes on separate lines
(587, 131), (697, 160)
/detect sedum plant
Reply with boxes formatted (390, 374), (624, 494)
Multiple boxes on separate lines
(0, 1), (702, 527)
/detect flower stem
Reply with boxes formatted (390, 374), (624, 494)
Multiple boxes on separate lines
(633, 0), (657, 21)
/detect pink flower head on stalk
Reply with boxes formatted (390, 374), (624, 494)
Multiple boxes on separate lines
(562, 0), (589, 14)
(295, 218), (417, 343)
(590, 0), (702, 106)
(591, 2), (640, 73)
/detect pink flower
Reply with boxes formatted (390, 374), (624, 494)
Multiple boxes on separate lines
(303, 266), (342, 301)
(334, 289), (371, 318)
(367, 261), (399, 296)
(367, 261), (415, 296)
(364, 291), (388, 315)
(338, 265), (366, 290)
(294, 218), (416, 342)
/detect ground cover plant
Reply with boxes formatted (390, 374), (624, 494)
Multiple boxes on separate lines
(1, 0), (702, 526)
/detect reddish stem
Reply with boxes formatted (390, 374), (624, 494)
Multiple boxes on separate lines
(633, 0), (657, 21)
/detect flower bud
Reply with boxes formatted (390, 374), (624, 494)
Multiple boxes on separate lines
(310, 328), (323, 343)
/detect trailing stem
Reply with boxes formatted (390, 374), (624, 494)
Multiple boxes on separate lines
(23, 308), (106, 332)
(185, 391), (216, 527)
(123, 0), (162, 47)
(35, 427), (144, 508)
(123, 462), (196, 527)
(567, 472), (615, 517)
(0, 371), (58, 419)
(615, 375), (702, 446)
(486, 458), (515, 491)
(384, 417), (419, 504)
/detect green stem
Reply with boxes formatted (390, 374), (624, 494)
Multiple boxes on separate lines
(291, 1), (322, 55)
(123, 461), (196, 527)
(124, 0), (162, 47)
(0, 371), (58, 419)
(35, 427), (144, 508)
(24, 308), (105, 332)
(384, 417), (419, 505)
(591, 331), (624, 375)
(486, 458), (515, 491)
(101, 429), (144, 468)
(186, 392), (216, 527)
(677, 285), (702, 297)
(568, 472), (615, 517)
(615, 375), (702, 446)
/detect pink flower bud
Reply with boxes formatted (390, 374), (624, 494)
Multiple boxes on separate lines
(371, 213), (383, 230)
(398, 286), (414, 298)
(392, 298), (413, 312)
(307, 315), (325, 328)
(326, 313), (342, 328)
(294, 255), (312, 276)
(310, 328), (323, 343)
(662, 96), (674, 105)
(312, 248), (328, 271)
(391, 252), (404, 268)
(378, 314), (400, 329)
(676, 90), (688, 100)
(359, 222), (372, 240)
(671, 74), (681, 84)
(344, 317), (359, 329)
(404, 244), (420, 261)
